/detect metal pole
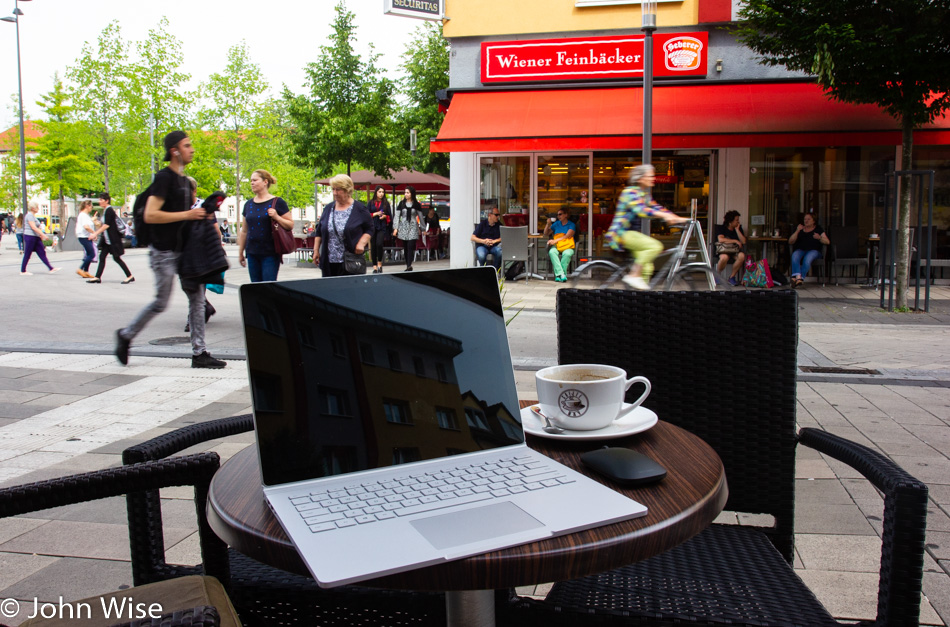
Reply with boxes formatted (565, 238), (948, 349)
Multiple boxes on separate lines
(14, 0), (28, 214)
(641, 8), (655, 168)
(640, 2), (656, 236)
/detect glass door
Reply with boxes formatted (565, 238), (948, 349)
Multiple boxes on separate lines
(537, 155), (592, 257)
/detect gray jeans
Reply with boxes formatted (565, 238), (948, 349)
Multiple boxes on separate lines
(120, 248), (207, 356)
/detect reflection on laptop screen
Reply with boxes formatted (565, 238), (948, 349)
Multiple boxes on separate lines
(240, 268), (524, 487)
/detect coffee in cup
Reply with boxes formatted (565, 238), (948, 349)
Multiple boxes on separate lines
(535, 364), (651, 431)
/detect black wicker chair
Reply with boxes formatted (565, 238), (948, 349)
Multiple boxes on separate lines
(508, 289), (928, 627)
(122, 415), (447, 627)
(0, 453), (241, 627)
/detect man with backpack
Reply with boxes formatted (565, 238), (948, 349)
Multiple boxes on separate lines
(115, 130), (226, 369)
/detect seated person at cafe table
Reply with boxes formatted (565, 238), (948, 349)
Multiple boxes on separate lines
(472, 209), (502, 270)
(788, 212), (830, 287)
(543, 210), (576, 282)
(715, 210), (747, 286)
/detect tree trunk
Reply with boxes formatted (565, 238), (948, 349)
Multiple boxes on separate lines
(57, 170), (65, 232)
(235, 137), (242, 217)
(896, 119), (914, 309)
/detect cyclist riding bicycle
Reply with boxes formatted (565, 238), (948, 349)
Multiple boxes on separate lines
(606, 164), (688, 290)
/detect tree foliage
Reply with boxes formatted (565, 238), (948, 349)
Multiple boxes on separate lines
(285, 1), (404, 177)
(66, 21), (130, 193)
(30, 75), (99, 222)
(199, 41), (268, 211)
(397, 21), (450, 176)
(735, 0), (950, 308)
(127, 17), (193, 172)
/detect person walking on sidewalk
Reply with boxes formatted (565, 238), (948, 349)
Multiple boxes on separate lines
(20, 201), (60, 275)
(14, 213), (24, 253)
(115, 130), (225, 369)
(87, 193), (134, 284)
(75, 200), (97, 278)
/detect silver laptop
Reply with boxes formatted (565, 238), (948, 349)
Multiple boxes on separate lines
(240, 267), (646, 588)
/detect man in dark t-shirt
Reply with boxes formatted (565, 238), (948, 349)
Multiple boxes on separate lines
(114, 130), (225, 369)
(471, 209), (502, 270)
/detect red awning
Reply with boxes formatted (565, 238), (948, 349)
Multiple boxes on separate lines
(430, 82), (950, 152)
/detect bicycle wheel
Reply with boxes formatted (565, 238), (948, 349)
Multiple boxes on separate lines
(569, 260), (623, 288)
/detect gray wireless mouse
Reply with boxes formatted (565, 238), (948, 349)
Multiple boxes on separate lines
(580, 447), (667, 486)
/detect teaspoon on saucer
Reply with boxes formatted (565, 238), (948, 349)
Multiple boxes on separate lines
(531, 405), (566, 434)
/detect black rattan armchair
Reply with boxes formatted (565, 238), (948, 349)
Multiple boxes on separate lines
(122, 415), (447, 627)
(508, 289), (928, 627)
(0, 453), (241, 627)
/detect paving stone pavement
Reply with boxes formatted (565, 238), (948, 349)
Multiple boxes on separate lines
(0, 238), (947, 625)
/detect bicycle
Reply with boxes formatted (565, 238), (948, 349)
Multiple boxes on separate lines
(568, 219), (717, 291)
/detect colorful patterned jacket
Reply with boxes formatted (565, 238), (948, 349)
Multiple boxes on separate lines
(606, 186), (666, 251)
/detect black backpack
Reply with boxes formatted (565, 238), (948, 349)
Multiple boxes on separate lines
(132, 182), (154, 248)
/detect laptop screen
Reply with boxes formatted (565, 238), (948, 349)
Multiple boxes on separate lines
(240, 267), (525, 487)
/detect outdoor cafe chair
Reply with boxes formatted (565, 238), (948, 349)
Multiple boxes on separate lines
(0, 452), (243, 627)
(122, 415), (447, 627)
(507, 288), (928, 627)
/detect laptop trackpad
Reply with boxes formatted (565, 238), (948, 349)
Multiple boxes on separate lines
(410, 501), (544, 550)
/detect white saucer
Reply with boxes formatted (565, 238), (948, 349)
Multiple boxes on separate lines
(521, 404), (658, 441)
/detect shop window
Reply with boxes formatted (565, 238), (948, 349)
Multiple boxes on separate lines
(479, 155), (531, 222)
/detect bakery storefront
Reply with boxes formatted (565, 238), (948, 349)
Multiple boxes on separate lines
(434, 31), (950, 267)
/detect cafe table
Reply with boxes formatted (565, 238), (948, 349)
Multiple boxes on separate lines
(746, 236), (788, 270)
(206, 401), (727, 627)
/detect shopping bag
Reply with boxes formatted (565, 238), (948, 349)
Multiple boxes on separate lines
(741, 256), (774, 288)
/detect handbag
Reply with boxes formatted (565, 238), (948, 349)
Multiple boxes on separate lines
(715, 241), (741, 255)
(741, 256), (774, 288)
(270, 199), (296, 256)
(555, 236), (575, 252)
(331, 211), (367, 275)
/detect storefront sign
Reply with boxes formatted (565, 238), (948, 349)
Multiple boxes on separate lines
(481, 32), (707, 83)
(384, 0), (443, 21)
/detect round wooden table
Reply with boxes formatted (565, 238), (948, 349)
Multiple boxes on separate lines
(207, 407), (727, 626)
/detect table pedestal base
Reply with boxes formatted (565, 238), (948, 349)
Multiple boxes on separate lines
(446, 590), (495, 627)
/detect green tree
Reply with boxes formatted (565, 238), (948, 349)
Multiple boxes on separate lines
(30, 75), (99, 225)
(736, 0), (950, 309)
(0, 96), (24, 213)
(126, 17), (193, 174)
(66, 21), (132, 194)
(285, 1), (403, 177)
(199, 41), (268, 212)
(397, 21), (450, 176)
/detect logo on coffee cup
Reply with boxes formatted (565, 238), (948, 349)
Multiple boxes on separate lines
(558, 389), (589, 417)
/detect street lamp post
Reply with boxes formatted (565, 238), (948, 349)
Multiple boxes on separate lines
(1, 0), (31, 215)
(641, 0), (657, 168)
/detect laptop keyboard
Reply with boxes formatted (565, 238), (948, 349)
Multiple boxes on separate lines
(288, 453), (575, 533)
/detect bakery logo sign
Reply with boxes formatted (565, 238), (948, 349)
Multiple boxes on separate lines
(481, 32), (707, 83)
(663, 36), (703, 71)
(384, 0), (442, 21)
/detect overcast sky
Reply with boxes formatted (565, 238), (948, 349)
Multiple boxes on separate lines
(0, 0), (423, 129)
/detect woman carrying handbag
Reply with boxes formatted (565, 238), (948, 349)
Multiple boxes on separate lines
(238, 169), (294, 283)
(313, 174), (372, 278)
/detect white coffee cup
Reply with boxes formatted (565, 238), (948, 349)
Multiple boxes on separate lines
(535, 364), (651, 431)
